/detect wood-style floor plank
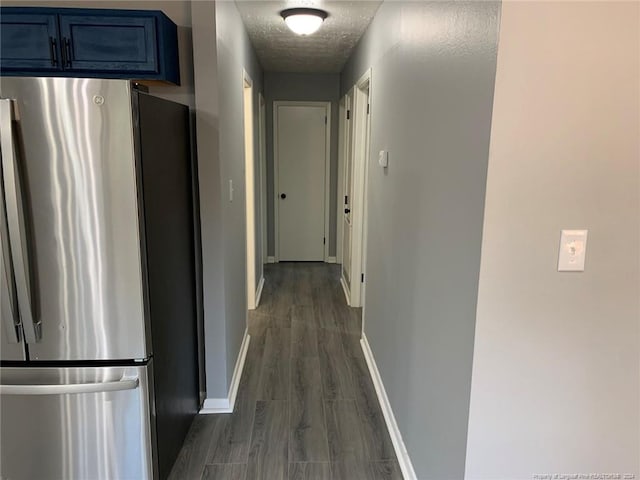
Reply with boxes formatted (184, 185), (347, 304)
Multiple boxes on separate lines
(167, 415), (219, 480)
(292, 265), (315, 306)
(288, 462), (331, 480)
(257, 327), (291, 400)
(201, 463), (247, 480)
(246, 400), (289, 480)
(324, 400), (368, 463)
(369, 460), (404, 479)
(259, 265), (295, 317)
(291, 307), (319, 358)
(350, 356), (397, 460)
(318, 330), (355, 400)
(331, 460), (371, 480)
(289, 357), (330, 462)
(331, 460), (403, 480)
(340, 332), (364, 358)
(249, 310), (291, 337)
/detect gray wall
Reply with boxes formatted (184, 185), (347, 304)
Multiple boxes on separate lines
(191, 0), (226, 398)
(341, 2), (501, 478)
(214, 0), (263, 390)
(264, 72), (340, 257)
(192, 1), (263, 399)
(466, 2), (640, 478)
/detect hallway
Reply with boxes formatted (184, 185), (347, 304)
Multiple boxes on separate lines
(169, 263), (401, 480)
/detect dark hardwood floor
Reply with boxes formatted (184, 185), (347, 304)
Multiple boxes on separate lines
(168, 263), (401, 480)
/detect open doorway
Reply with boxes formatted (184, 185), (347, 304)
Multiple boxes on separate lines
(340, 70), (371, 308)
(244, 70), (263, 310)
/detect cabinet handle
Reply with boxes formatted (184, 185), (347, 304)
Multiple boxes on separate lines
(63, 38), (72, 68)
(49, 37), (58, 66)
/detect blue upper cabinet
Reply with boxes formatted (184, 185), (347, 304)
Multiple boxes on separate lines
(1, 13), (62, 72)
(0, 7), (180, 85)
(59, 15), (158, 74)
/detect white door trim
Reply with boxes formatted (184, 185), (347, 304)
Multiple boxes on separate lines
(337, 95), (346, 265)
(349, 69), (372, 308)
(243, 70), (258, 310)
(340, 87), (355, 305)
(259, 93), (268, 267)
(273, 100), (332, 263)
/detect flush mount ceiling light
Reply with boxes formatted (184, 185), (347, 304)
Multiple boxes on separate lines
(281, 8), (328, 36)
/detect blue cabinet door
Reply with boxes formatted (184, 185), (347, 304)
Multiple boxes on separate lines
(0, 13), (62, 71)
(59, 14), (158, 73)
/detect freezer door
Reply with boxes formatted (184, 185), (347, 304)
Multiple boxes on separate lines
(0, 77), (147, 361)
(0, 364), (155, 480)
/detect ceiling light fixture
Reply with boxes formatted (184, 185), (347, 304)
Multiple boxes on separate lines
(281, 8), (328, 36)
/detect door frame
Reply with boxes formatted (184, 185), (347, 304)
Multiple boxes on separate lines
(259, 93), (268, 267)
(339, 88), (354, 303)
(336, 95), (347, 265)
(243, 70), (260, 310)
(347, 69), (372, 308)
(273, 100), (332, 263)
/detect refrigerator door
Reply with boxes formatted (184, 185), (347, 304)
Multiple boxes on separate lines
(0, 363), (156, 480)
(0, 77), (148, 361)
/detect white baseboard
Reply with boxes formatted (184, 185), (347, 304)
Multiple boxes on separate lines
(267, 256), (276, 264)
(200, 329), (250, 414)
(326, 256), (337, 264)
(255, 276), (265, 308)
(360, 334), (417, 480)
(200, 397), (231, 413)
(340, 276), (350, 305)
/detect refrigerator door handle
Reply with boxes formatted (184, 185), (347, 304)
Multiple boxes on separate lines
(0, 99), (40, 343)
(0, 374), (139, 395)
(0, 195), (20, 344)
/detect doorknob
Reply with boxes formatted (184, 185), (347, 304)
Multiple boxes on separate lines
(344, 208), (351, 214)
(280, 193), (287, 199)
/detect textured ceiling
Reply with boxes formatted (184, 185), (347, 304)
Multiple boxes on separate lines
(235, 1), (382, 73)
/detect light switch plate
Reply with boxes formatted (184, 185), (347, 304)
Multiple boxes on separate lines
(558, 229), (588, 272)
(378, 150), (388, 168)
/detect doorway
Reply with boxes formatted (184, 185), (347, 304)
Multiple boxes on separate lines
(274, 101), (331, 262)
(259, 93), (268, 267)
(340, 70), (371, 308)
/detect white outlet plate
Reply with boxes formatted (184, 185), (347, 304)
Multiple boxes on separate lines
(558, 229), (588, 272)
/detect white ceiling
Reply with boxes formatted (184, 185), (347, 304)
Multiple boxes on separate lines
(235, 1), (382, 73)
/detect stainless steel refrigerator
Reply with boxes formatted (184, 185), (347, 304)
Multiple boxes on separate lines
(0, 77), (199, 480)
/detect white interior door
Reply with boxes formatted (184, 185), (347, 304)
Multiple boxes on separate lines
(341, 73), (371, 308)
(276, 104), (327, 261)
(341, 91), (355, 293)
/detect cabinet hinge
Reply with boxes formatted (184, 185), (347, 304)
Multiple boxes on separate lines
(367, 104), (370, 114)
(347, 110), (351, 120)
(344, 195), (348, 205)
(325, 116), (327, 125)
(323, 237), (326, 245)
(361, 273), (365, 283)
